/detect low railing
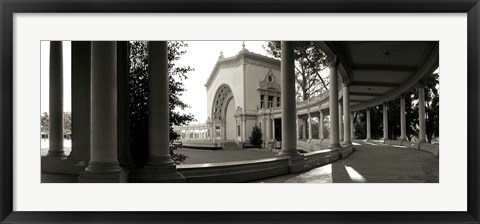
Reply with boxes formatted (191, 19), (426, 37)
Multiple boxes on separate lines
(176, 146), (354, 183)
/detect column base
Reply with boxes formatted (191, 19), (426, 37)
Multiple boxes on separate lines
(277, 149), (299, 157)
(418, 139), (427, 144)
(45, 150), (67, 159)
(329, 143), (341, 149)
(342, 141), (352, 146)
(85, 161), (123, 173)
(78, 169), (127, 183)
(365, 138), (372, 143)
(129, 163), (186, 183)
(338, 145), (354, 158)
(267, 140), (276, 151)
(41, 156), (87, 175)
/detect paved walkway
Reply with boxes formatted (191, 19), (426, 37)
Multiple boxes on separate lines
(254, 143), (439, 183)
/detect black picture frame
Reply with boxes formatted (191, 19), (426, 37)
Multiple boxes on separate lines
(1, 1), (479, 223)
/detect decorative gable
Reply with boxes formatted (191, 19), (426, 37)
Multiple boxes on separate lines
(258, 70), (280, 91)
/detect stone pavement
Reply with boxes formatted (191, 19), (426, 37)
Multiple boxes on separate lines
(254, 142), (439, 183)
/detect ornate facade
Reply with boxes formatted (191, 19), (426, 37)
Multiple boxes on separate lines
(175, 47), (282, 145)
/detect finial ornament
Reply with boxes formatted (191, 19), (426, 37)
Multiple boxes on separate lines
(218, 50), (225, 59)
(240, 41), (249, 52)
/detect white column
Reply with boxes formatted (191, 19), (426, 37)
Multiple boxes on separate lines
(85, 41), (122, 173)
(418, 85), (427, 143)
(69, 41), (91, 161)
(350, 112), (354, 140)
(343, 82), (351, 145)
(308, 113), (312, 141)
(265, 115), (271, 145)
(400, 95), (407, 141)
(296, 117), (300, 140)
(242, 116), (246, 142)
(129, 41), (185, 182)
(117, 41), (132, 166)
(302, 118), (307, 139)
(338, 102), (343, 142)
(147, 41), (175, 165)
(46, 41), (66, 158)
(383, 103), (389, 142)
(366, 108), (371, 141)
(319, 111), (324, 140)
(271, 118), (276, 141)
(328, 56), (341, 149)
(212, 121), (216, 144)
(278, 41), (298, 156)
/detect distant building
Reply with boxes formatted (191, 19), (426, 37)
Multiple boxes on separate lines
(174, 46), (282, 145)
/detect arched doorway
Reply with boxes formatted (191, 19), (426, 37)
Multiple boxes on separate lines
(212, 84), (236, 141)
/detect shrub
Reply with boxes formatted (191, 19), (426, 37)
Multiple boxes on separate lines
(169, 144), (188, 164)
(249, 126), (263, 147)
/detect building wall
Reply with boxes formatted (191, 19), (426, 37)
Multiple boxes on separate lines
(206, 64), (244, 120)
(243, 63), (281, 113)
(205, 53), (281, 143)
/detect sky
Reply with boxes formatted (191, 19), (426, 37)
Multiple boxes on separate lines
(40, 41), (270, 124)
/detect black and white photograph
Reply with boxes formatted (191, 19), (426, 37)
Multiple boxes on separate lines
(40, 41), (439, 183)
(2, 3), (478, 223)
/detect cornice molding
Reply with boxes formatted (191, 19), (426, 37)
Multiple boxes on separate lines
(205, 50), (280, 88)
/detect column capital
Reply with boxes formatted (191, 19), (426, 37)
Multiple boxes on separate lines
(327, 55), (340, 68)
(417, 79), (427, 88)
(341, 77), (351, 87)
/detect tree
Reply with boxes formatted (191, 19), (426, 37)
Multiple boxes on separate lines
(264, 41), (329, 101)
(167, 41), (196, 141)
(249, 126), (263, 147)
(40, 112), (71, 136)
(129, 41), (195, 166)
(40, 112), (49, 133)
(424, 72), (439, 143)
(353, 71), (438, 143)
(353, 111), (367, 139)
(64, 112), (71, 135)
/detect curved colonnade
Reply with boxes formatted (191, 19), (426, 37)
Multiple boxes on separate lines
(42, 41), (439, 183)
